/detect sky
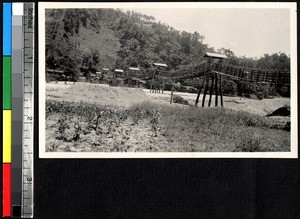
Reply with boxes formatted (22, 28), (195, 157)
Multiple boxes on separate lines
(128, 8), (291, 58)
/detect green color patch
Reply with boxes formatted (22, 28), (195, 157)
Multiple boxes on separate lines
(3, 56), (12, 109)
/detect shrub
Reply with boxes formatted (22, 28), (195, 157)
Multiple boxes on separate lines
(268, 85), (279, 97)
(222, 78), (237, 96)
(234, 135), (263, 152)
(279, 85), (290, 97)
(256, 91), (264, 100)
(285, 121), (291, 131)
(237, 81), (256, 96)
(177, 86), (186, 92)
(172, 95), (189, 105)
(186, 86), (198, 93)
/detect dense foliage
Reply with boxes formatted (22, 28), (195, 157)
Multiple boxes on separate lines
(46, 8), (290, 94)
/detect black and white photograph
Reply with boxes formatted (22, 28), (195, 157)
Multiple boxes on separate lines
(38, 2), (297, 158)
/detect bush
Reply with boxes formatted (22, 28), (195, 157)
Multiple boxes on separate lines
(237, 81), (256, 97)
(234, 135), (263, 152)
(256, 91), (264, 100)
(172, 95), (189, 105)
(268, 85), (279, 97)
(222, 78), (237, 96)
(279, 85), (290, 97)
(284, 121), (291, 131)
(177, 86), (186, 92)
(186, 86), (198, 93)
(256, 84), (271, 99)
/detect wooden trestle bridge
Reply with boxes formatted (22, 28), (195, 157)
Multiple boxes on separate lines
(46, 52), (290, 107)
(147, 52), (290, 107)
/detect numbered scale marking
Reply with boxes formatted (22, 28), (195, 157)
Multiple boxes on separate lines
(21, 3), (34, 218)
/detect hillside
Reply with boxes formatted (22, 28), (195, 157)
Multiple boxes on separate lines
(74, 26), (120, 70)
(45, 9), (290, 81)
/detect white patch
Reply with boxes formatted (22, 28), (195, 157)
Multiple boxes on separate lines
(12, 3), (23, 16)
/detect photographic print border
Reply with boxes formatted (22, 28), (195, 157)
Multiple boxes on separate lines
(39, 2), (298, 158)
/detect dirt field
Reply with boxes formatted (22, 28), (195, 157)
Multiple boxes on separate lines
(47, 82), (290, 115)
(47, 82), (152, 108)
(45, 82), (290, 152)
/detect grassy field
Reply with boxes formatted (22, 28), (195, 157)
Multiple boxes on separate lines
(46, 92), (290, 152)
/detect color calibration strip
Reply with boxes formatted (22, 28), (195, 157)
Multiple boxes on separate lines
(3, 2), (13, 218)
(12, 3), (24, 218)
(3, 3), (34, 218)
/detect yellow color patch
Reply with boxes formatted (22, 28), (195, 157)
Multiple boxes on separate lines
(3, 110), (12, 163)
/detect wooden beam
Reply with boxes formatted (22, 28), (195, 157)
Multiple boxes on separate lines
(196, 58), (211, 106)
(195, 76), (206, 106)
(208, 75), (214, 107)
(257, 70), (260, 82)
(170, 85), (174, 104)
(276, 71), (280, 84)
(250, 69), (253, 82)
(220, 75), (224, 107)
(202, 77), (209, 107)
(215, 73), (218, 107)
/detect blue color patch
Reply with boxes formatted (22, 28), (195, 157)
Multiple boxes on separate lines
(3, 3), (12, 56)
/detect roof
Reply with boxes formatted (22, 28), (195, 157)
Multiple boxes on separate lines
(138, 79), (146, 84)
(103, 68), (109, 71)
(204, 52), (228, 59)
(115, 69), (124, 73)
(129, 67), (140, 71)
(47, 69), (64, 74)
(154, 63), (168, 67)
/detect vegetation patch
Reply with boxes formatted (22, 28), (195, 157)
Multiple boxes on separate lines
(172, 95), (189, 105)
(46, 100), (290, 152)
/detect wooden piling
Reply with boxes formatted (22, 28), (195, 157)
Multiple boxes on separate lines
(208, 74), (214, 107)
(257, 70), (260, 82)
(241, 68), (244, 78)
(250, 69), (253, 82)
(215, 73), (218, 107)
(202, 77), (209, 107)
(195, 76), (206, 106)
(170, 85), (174, 104)
(220, 75), (224, 107)
(276, 71), (280, 84)
(196, 58), (211, 106)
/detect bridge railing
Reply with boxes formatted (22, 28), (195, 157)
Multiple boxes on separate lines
(212, 63), (290, 85)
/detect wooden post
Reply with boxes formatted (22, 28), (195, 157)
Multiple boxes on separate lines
(151, 69), (156, 92)
(170, 85), (174, 104)
(263, 70), (266, 82)
(241, 68), (244, 79)
(208, 74), (214, 107)
(220, 75), (224, 107)
(225, 65), (229, 74)
(201, 77), (209, 107)
(195, 76), (205, 106)
(238, 67), (241, 78)
(276, 71), (280, 85)
(195, 57), (210, 106)
(215, 73), (218, 107)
